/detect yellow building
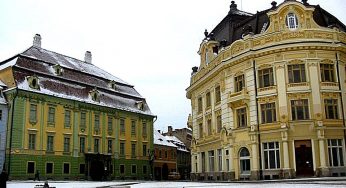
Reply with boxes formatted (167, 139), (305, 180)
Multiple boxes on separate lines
(186, 0), (346, 180)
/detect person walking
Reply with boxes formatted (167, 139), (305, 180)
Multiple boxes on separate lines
(34, 170), (40, 181)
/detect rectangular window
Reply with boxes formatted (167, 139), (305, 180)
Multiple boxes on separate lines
(288, 64), (306, 83)
(120, 119), (125, 135)
(263, 142), (280, 169)
(235, 74), (245, 92)
(218, 149), (222, 171)
(291, 99), (309, 120)
(28, 133), (36, 150)
(0, 110), (2, 120)
(80, 112), (86, 129)
(328, 139), (344, 167)
(94, 114), (100, 130)
(80, 137), (85, 153)
(261, 103), (276, 124)
(142, 121), (147, 137)
(199, 123), (203, 138)
(64, 137), (70, 153)
(64, 110), (71, 128)
(201, 152), (205, 173)
(131, 165), (137, 174)
(208, 150), (214, 172)
(207, 119), (212, 135)
(131, 143), (136, 157)
(165, 150), (168, 158)
(108, 139), (113, 154)
(215, 85), (221, 103)
(198, 97), (203, 113)
(131, 120), (136, 136)
(325, 99), (339, 119)
(120, 142), (125, 156)
(206, 92), (211, 108)
(46, 162), (53, 174)
(108, 116), (113, 131)
(237, 107), (247, 128)
(143, 144), (147, 157)
(143, 165), (147, 174)
(120, 165), (125, 174)
(27, 162), (35, 174)
(258, 68), (274, 88)
(216, 115), (222, 133)
(30, 104), (37, 123)
(47, 135), (54, 152)
(79, 164), (85, 174)
(321, 64), (335, 82)
(94, 138), (99, 153)
(48, 107), (55, 124)
(63, 163), (70, 174)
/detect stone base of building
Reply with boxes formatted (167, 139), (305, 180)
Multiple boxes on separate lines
(262, 169), (293, 179)
(190, 172), (235, 181)
(316, 167), (330, 177)
(250, 170), (259, 180)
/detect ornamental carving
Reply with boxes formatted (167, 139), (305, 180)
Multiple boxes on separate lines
(258, 95), (277, 103)
(288, 59), (304, 65)
(287, 92), (310, 99)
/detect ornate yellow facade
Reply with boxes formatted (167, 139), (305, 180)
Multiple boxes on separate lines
(187, 0), (346, 180)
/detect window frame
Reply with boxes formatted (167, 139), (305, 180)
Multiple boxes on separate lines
(234, 74), (245, 92)
(64, 110), (71, 128)
(258, 68), (274, 88)
(263, 142), (280, 169)
(288, 64), (306, 83)
(286, 13), (299, 30)
(320, 63), (335, 82)
(261, 102), (277, 124)
(291, 99), (310, 120)
(236, 107), (247, 128)
(215, 85), (221, 104)
(328, 139), (344, 167)
(325, 99), (339, 119)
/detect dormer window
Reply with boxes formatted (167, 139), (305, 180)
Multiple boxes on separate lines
(27, 76), (40, 90)
(286, 13), (298, 30)
(136, 101), (144, 111)
(90, 88), (100, 102)
(109, 80), (116, 90)
(53, 65), (63, 76)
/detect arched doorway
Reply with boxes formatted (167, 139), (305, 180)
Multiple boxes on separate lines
(239, 147), (250, 177)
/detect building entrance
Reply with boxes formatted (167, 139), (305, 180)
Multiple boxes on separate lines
(295, 140), (314, 176)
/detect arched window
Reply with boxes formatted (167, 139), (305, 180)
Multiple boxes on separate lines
(286, 13), (298, 30)
(239, 147), (250, 175)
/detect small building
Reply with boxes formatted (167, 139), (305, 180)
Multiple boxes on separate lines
(153, 130), (177, 180)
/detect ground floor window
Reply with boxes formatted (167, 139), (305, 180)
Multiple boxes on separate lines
(143, 165), (147, 174)
(208, 150), (214, 172)
(328, 139), (344, 167)
(27, 161), (35, 174)
(132, 165), (137, 174)
(239, 148), (250, 175)
(263, 142), (280, 169)
(120, 164), (125, 174)
(63, 163), (70, 174)
(46, 162), (53, 174)
(79, 164), (85, 174)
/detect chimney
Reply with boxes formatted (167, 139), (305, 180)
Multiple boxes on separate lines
(168, 126), (173, 135)
(84, 51), (92, 64)
(158, 130), (161, 134)
(33, 34), (41, 48)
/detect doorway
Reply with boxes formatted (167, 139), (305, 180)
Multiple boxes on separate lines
(295, 140), (314, 176)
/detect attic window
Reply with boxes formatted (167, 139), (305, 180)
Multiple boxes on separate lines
(53, 65), (63, 76)
(27, 76), (40, 90)
(136, 101), (144, 111)
(90, 89), (100, 102)
(286, 13), (298, 30)
(109, 81), (116, 90)
(158, 138), (163, 141)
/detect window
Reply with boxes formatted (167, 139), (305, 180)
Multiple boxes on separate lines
(94, 114), (100, 131)
(46, 162), (53, 174)
(131, 165), (137, 174)
(288, 64), (306, 83)
(47, 135), (54, 152)
(258, 68), (274, 88)
(199, 123), (203, 139)
(235, 74), (245, 92)
(80, 112), (86, 129)
(218, 149), (222, 171)
(215, 85), (221, 103)
(0, 110), (2, 120)
(108, 139), (113, 154)
(79, 164), (85, 174)
(143, 144), (147, 157)
(48, 107), (55, 124)
(30, 104), (37, 123)
(28, 133), (36, 150)
(286, 13), (298, 30)
(261, 103), (276, 123)
(207, 119), (212, 135)
(263, 142), (280, 169)
(143, 165), (147, 174)
(131, 120), (136, 136)
(120, 165), (125, 174)
(206, 92), (211, 108)
(27, 162), (35, 174)
(165, 150), (168, 158)
(198, 97), (203, 113)
(63, 163), (70, 174)
(321, 64), (335, 82)
(131, 143), (136, 157)
(201, 152), (206, 172)
(325, 99), (339, 119)
(328, 139), (344, 167)
(216, 115), (222, 133)
(237, 107), (247, 128)
(64, 137), (70, 153)
(120, 142), (125, 156)
(80, 137), (85, 153)
(64, 110), (71, 128)
(120, 119), (125, 135)
(108, 116), (113, 131)
(142, 121), (147, 136)
(208, 150), (214, 172)
(239, 148), (250, 175)
(291, 99), (309, 120)
(226, 159), (230, 172)
(94, 138), (99, 153)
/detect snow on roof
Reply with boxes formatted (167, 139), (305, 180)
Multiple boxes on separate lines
(0, 57), (17, 70)
(164, 135), (188, 152)
(154, 130), (177, 148)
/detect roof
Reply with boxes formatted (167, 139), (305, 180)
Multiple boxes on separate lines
(164, 135), (188, 152)
(154, 130), (177, 148)
(0, 46), (154, 117)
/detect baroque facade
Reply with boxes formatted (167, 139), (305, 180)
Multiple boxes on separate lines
(186, 0), (346, 180)
(0, 34), (155, 180)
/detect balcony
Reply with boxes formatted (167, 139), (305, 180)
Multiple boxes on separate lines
(228, 89), (250, 108)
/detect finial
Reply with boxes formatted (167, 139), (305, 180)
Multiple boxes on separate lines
(271, 1), (277, 8)
(204, 29), (209, 38)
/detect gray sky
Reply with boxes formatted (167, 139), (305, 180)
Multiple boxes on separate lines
(0, 0), (345, 132)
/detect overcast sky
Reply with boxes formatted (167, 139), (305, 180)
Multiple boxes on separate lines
(0, 0), (345, 132)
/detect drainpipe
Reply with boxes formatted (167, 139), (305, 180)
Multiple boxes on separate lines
(7, 88), (18, 177)
(335, 52), (346, 150)
(253, 60), (262, 179)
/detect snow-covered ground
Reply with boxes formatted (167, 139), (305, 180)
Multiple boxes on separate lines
(7, 179), (346, 188)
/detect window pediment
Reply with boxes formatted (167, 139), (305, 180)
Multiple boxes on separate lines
(89, 88), (100, 102)
(27, 75), (40, 90)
